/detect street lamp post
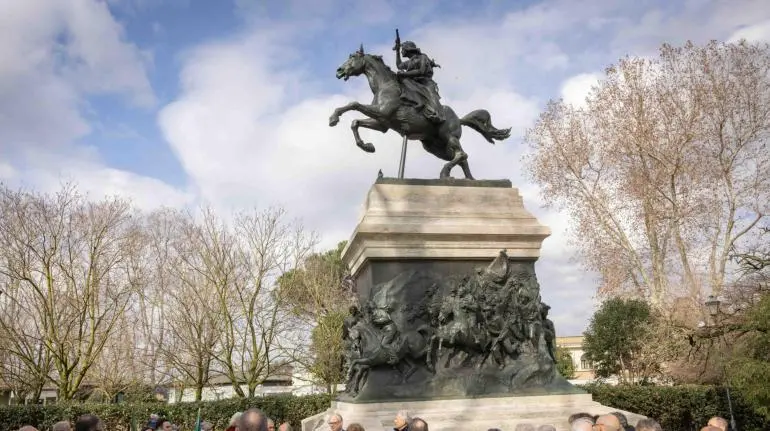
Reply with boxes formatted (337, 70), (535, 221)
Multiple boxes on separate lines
(705, 295), (720, 322)
(705, 295), (737, 431)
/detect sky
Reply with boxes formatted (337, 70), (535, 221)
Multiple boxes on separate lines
(1, 0), (770, 336)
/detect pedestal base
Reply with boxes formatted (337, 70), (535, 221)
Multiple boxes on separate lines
(302, 393), (646, 431)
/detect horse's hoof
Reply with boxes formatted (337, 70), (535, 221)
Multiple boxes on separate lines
(359, 142), (375, 153)
(329, 116), (339, 127)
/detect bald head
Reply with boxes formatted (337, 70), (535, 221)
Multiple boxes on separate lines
(610, 413), (628, 429)
(595, 415), (621, 431)
(19, 427), (39, 431)
(411, 417), (428, 431)
(708, 417), (728, 431)
(701, 427), (722, 431)
(239, 408), (268, 431)
(53, 422), (71, 431)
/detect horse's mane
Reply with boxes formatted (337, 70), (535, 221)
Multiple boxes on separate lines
(365, 54), (394, 73)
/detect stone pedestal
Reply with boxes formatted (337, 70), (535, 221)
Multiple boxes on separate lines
(343, 178), (551, 278)
(302, 393), (646, 431)
(342, 178), (552, 311)
(302, 178), (643, 430)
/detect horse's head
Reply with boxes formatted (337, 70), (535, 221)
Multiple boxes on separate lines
(336, 44), (368, 81)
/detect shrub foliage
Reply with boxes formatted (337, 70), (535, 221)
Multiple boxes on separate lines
(582, 384), (770, 431)
(0, 394), (332, 431)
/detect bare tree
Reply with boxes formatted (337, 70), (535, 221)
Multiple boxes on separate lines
(223, 207), (316, 397)
(523, 40), (770, 307)
(87, 314), (143, 402)
(161, 210), (223, 401)
(0, 279), (52, 403)
(0, 182), (326, 401)
(131, 208), (181, 387)
(0, 184), (138, 399)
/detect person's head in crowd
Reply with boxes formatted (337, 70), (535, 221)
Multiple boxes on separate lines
(594, 414), (621, 431)
(239, 408), (269, 431)
(568, 413), (594, 425)
(571, 418), (594, 431)
(610, 412), (631, 431)
(53, 421), (71, 431)
(394, 411), (409, 431)
(328, 413), (344, 431)
(227, 412), (243, 431)
(708, 417), (728, 431)
(635, 418), (662, 431)
(75, 415), (104, 431)
(411, 417), (428, 431)
(155, 419), (173, 431)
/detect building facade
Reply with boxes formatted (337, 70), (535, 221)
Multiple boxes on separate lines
(556, 335), (596, 384)
(167, 368), (330, 403)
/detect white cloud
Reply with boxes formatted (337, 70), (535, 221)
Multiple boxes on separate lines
(728, 20), (770, 43)
(560, 72), (602, 108)
(0, 0), (155, 153)
(0, 162), (16, 180)
(0, 1), (187, 209)
(2, 143), (194, 211)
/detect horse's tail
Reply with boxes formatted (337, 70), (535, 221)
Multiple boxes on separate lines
(460, 109), (511, 143)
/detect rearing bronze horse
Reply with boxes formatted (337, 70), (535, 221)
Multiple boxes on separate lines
(330, 45), (511, 179)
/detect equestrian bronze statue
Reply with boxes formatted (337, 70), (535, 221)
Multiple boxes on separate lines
(330, 32), (511, 180)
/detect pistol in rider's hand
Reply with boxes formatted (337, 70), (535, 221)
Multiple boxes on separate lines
(393, 28), (400, 51)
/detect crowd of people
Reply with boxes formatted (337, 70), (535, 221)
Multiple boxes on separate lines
(12, 407), (733, 431)
(565, 411), (731, 431)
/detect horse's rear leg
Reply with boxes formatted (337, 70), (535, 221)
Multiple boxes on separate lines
(351, 118), (388, 153)
(459, 159), (474, 180)
(398, 358), (418, 383)
(426, 336), (436, 372)
(439, 137), (468, 179)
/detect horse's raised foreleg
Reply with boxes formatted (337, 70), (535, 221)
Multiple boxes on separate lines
(329, 102), (360, 127)
(351, 118), (388, 153)
(329, 102), (394, 128)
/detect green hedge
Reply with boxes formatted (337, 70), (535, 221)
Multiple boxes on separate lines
(0, 394), (332, 431)
(4, 385), (769, 431)
(582, 384), (770, 431)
